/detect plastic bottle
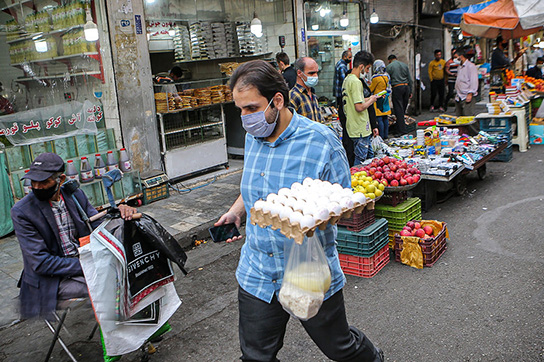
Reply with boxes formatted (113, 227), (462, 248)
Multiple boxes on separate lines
(119, 148), (132, 172)
(94, 153), (106, 178)
(23, 170), (32, 195)
(106, 151), (119, 172)
(66, 159), (79, 182)
(80, 156), (94, 183)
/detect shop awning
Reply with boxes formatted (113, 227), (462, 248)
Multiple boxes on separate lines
(441, 0), (499, 26)
(460, 0), (543, 39)
(513, 0), (544, 30)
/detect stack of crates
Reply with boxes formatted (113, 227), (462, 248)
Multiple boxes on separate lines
(374, 197), (422, 249)
(336, 216), (390, 278)
(478, 115), (514, 162)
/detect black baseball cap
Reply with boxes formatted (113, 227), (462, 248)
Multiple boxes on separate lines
(22, 153), (65, 182)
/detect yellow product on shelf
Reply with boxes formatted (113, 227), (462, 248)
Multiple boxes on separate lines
(436, 114), (457, 124)
(456, 116), (474, 124)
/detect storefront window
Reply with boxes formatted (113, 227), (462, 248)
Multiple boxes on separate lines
(304, 1), (361, 103)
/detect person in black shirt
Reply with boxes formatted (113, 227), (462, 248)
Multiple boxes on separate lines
(526, 57), (544, 80)
(276, 52), (297, 89)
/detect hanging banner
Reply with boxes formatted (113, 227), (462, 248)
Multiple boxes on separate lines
(0, 100), (102, 146)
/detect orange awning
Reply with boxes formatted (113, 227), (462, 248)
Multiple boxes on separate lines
(460, 0), (543, 39)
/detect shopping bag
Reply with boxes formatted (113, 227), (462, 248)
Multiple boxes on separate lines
(278, 234), (331, 320)
(371, 135), (384, 154)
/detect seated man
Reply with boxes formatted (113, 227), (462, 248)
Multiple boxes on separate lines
(11, 152), (136, 319)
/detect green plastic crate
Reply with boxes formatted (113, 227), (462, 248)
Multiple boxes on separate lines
(336, 218), (389, 257)
(374, 198), (422, 230)
(53, 136), (78, 160)
(80, 181), (106, 208)
(75, 134), (97, 156)
(5, 145), (31, 172)
(29, 141), (53, 160)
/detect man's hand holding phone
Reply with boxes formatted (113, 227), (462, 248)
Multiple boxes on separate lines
(213, 211), (243, 243)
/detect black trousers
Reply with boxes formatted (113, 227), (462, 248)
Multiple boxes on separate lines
(444, 81), (455, 111)
(238, 286), (381, 362)
(392, 85), (410, 134)
(430, 79), (445, 108)
(337, 96), (355, 167)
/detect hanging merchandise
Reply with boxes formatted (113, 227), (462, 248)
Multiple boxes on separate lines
(94, 153), (106, 178)
(66, 160), (79, 182)
(119, 148), (132, 172)
(80, 156), (94, 183)
(23, 170), (32, 195)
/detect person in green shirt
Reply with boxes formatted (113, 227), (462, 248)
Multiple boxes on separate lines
(342, 51), (379, 166)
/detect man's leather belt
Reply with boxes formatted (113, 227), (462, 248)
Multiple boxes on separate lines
(392, 83), (408, 87)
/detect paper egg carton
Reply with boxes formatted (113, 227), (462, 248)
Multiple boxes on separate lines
(250, 199), (375, 244)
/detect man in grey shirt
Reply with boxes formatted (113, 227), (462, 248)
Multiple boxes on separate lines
(455, 48), (479, 116)
(386, 55), (412, 135)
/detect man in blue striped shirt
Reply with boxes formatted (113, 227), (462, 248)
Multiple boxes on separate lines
(215, 60), (383, 362)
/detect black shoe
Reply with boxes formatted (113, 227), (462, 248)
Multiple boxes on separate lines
(375, 347), (384, 361)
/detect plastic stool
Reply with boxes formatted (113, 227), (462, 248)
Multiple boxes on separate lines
(510, 108), (529, 152)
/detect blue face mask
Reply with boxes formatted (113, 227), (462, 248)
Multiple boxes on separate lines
(303, 75), (319, 88)
(241, 98), (279, 138)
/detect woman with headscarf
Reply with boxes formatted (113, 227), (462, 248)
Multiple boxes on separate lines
(369, 60), (392, 139)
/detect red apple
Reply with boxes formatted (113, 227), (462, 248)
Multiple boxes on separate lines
(424, 226), (433, 235)
(390, 180), (399, 187)
(381, 179), (388, 186)
(390, 164), (397, 172)
(414, 222), (421, 229)
(406, 176), (414, 185)
(383, 156), (390, 164)
(415, 229), (425, 238)
(375, 171), (383, 180)
(378, 159), (385, 167)
(406, 221), (415, 229)
(413, 174), (420, 183)
(411, 229), (417, 236)
(400, 230), (411, 236)
(394, 172), (402, 180)
(400, 178), (408, 186)
(403, 226), (412, 232)
(398, 168), (406, 176)
(369, 167), (376, 175)
(385, 172), (394, 182)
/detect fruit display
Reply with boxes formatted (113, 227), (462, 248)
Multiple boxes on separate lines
(394, 220), (449, 269)
(351, 156), (421, 190)
(399, 221), (436, 240)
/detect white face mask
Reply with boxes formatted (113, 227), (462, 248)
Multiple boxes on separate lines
(453, 58), (461, 65)
(240, 98), (279, 138)
(537, 64), (544, 69)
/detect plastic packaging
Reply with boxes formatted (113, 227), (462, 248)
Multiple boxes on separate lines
(278, 234), (331, 320)
(94, 153), (106, 179)
(119, 148), (132, 172)
(106, 151), (119, 172)
(23, 170), (32, 195)
(80, 156), (94, 183)
(66, 160), (79, 182)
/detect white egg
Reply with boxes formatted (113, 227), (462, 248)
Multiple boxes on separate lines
(284, 197), (297, 209)
(328, 202), (343, 216)
(254, 200), (266, 210)
(315, 197), (331, 209)
(292, 200), (306, 212)
(277, 187), (291, 198)
(321, 180), (332, 188)
(266, 193), (279, 203)
(294, 190), (308, 201)
(341, 188), (355, 198)
(339, 197), (354, 209)
(279, 206), (293, 219)
(261, 200), (274, 213)
(314, 207), (331, 221)
(268, 202), (282, 216)
(302, 177), (314, 187)
(290, 182), (303, 192)
(289, 211), (304, 225)
(352, 192), (367, 204)
(300, 215), (316, 229)
(331, 183), (344, 193)
(275, 195), (288, 205)
(328, 192), (344, 204)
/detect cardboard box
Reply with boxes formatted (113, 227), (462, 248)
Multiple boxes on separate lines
(529, 124), (544, 144)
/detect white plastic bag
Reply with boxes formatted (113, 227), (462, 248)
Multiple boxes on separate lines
(278, 234), (331, 320)
(371, 135), (384, 154)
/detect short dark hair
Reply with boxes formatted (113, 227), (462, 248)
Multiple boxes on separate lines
(434, 49), (442, 55)
(458, 48), (469, 58)
(452, 48), (458, 55)
(341, 50), (351, 59)
(293, 57), (308, 73)
(229, 60), (289, 107)
(170, 66), (183, 78)
(496, 35), (504, 45)
(276, 52), (290, 65)
(537, 57), (544, 63)
(353, 51), (374, 68)
(388, 54), (397, 61)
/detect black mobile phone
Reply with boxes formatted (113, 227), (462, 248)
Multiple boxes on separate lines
(208, 223), (240, 243)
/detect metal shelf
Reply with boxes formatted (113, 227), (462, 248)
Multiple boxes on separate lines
(15, 71), (101, 82)
(164, 121), (223, 135)
(156, 101), (233, 115)
(173, 52), (272, 64)
(153, 77), (230, 87)
(6, 25), (84, 44)
(11, 52), (100, 66)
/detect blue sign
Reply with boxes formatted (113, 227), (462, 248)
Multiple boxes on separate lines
(301, 28), (306, 42)
(135, 15), (142, 35)
(120, 19), (131, 27)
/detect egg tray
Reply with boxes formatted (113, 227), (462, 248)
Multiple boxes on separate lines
(250, 199), (376, 244)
